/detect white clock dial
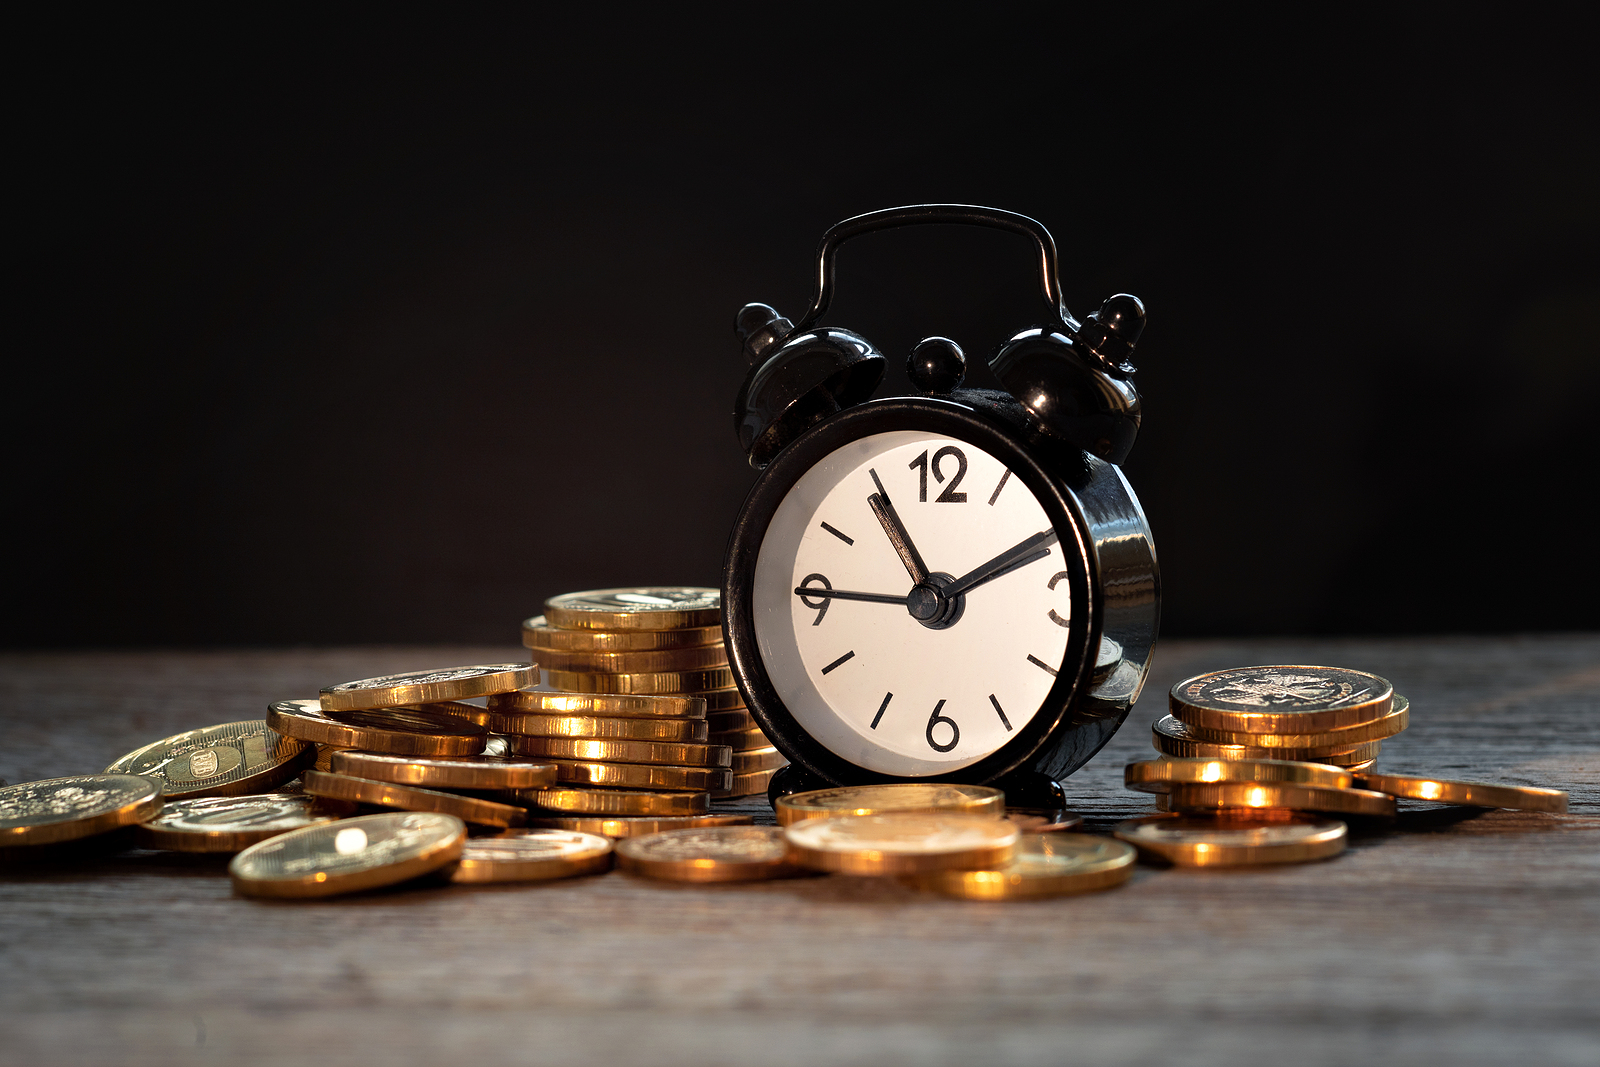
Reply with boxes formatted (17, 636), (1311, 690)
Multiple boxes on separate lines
(752, 430), (1076, 776)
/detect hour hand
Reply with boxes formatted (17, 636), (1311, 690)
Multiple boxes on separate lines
(868, 478), (928, 585)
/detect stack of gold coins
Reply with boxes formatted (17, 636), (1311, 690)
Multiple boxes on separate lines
(523, 588), (787, 801)
(1155, 665), (1409, 772)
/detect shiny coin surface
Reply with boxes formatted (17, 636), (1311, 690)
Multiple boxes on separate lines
(106, 721), (312, 800)
(551, 760), (732, 793)
(776, 783), (1007, 827)
(1003, 809), (1086, 833)
(268, 700), (488, 757)
(419, 701), (495, 727)
(714, 767), (780, 798)
(1353, 772), (1568, 812)
(527, 812), (754, 838)
(545, 666), (736, 695)
(1322, 749), (1386, 769)
(229, 811), (464, 898)
(302, 771), (526, 827)
(523, 614), (723, 651)
(517, 786), (711, 816)
(617, 825), (803, 881)
(1181, 696), (1410, 748)
(329, 751), (557, 790)
(731, 746), (787, 773)
(1165, 781), (1397, 818)
(1153, 715), (1383, 762)
(0, 775), (163, 847)
(708, 725), (770, 749)
(1171, 665), (1394, 734)
(700, 688), (747, 712)
(489, 690), (706, 719)
(530, 644), (729, 674)
(320, 664), (538, 712)
(544, 587), (722, 631)
(134, 793), (343, 853)
(1125, 757), (1356, 794)
(510, 736), (732, 768)
(493, 713), (707, 743)
(312, 744), (352, 771)
(785, 813), (1020, 876)
(907, 833), (1135, 899)
(449, 829), (613, 883)
(1114, 812), (1349, 866)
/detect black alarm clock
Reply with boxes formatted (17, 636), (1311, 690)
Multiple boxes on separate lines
(722, 205), (1160, 809)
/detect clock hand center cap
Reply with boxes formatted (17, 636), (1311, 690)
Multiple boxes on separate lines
(907, 573), (965, 629)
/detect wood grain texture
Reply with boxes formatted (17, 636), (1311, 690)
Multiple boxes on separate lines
(2, 638), (1597, 1067)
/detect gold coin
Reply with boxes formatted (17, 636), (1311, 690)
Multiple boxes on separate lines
(1353, 772), (1568, 812)
(705, 709), (756, 732)
(105, 720), (312, 799)
(517, 786), (711, 816)
(1339, 758), (1377, 774)
(312, 744), (352, 771)
(229, 811), (465, 898)
(907, 833), (1136, 899)
(713, 767), (780, 798)
(489, 690), (706, 719)
(709, 725), (769, 749)
(1003, 809), (1086, 833)
(1181, 696), (1410, 748)
(700, 688), (747, 712)
(530, 644), (729, 674)
(0, 775), (164, 847)
(420, 701), (495, 727)
(449, 829), (613, 883)
(522, 614), (723, 651)
(551, 760), (732, 793)
(786, 812), (1020, 876)
(134, 793), (345, 853)
(1321, 749), (1385, 768)
(302, 770), (526, 828)
(268, 700), (488, 757)
(732, 746), (787, 773)
(616, 825), (804, 881)
(543, 587), (721, 631)
(320, 664), (539, 712)
(1124, 757), (1355, 793)
(509, 736), (732, 768)
(1170, 665), (1394, 734)
(1152, 715), (1383, 762)
(328, 750), (557, 790)
(1114, 812), (1349, 866)
(491, 713), (708, 743)
(775, 783), (1007, 827)
(545, 666), (736, 695)
(1164, 781), (1397, 818)
(525, 813), (753, 838)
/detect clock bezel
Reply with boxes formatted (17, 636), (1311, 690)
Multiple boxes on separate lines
(723, 396), (1098, 786)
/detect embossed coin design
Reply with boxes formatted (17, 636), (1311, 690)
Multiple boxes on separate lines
(1181, 696), (1410, 748)
(105, 721), (312, 799)
(1124, 757), (1356, 794)
(489, 691), (706, 720)
(784, 812), (1020, 876)
(229, 811), (465, 898)
(134, 793), (343, 853)
(543, 588), (722, 631)
(523, 614), (723, 651)
(328, 750), (557, 791)
(449, 829), (614, 884)
(1152, 716), (1384, 763)
(0, 775), (163, 846)
(1164, 781), (1397, 818)
(616, 825), (805, 882)
(1170, 665), (1394, 734)
(267, 700), (488, 757)
(775, 783), (1006, 826)
(517, 787), (711, 816)
(302, 771), (526, 828)
(1353, 772), (1568, 812)
(908, 833), (1135, 899)
(320, 664), (539, 712)
(1114, 812), (1349, 867)
(509, 737), (733, 768)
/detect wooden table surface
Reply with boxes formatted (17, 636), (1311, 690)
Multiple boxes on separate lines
(2, 637), (1597, 1067)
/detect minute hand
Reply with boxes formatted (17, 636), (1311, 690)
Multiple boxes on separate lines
(941, 530), (1059, 599)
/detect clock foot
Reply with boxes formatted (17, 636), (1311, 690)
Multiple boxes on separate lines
(989, 768), (1067, 813)
(766, 764), (834, 809)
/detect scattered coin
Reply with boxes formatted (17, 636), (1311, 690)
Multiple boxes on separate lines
(105, 721), (312, 799)
(449, 829), (614, 884)
(489, 691), (706, 720)
(544, 588), (722, 631)
(493, 713), (708, 743)
(1003, 809), (1086, 833)
(530, 644), (730, 674)
(1170, 665), (1394, 734)
(268, 700), (488, 757)
(617, 825), (805, 882)
(328, 751), (558, 791)
(1181, 696), (1410, 748)
(550, 760), (733, 793)
(1152, 715), (1384, 763)
(1125, 757), (1355, 794)
(302, 771), (526, 828)
(229, 811), (465, 898)
(523, 614), (724, 651)
(0, 775), (164, 847)
(509, 736), (733, 768)
(1353, 772), (1568, 812)
(1164, 781), (1398, 818)
(134, 793), (346, 853)
(544, 666), (737, 696)
(775, 783), (1006, 827)
(515, 786), (712, 816)
(1114, 812), (1349, 867)
(527, 813), (755, 839)
(907, 833), (1136, 899)
(784, 813), (1020, 876)
(320, 664), (539, 712)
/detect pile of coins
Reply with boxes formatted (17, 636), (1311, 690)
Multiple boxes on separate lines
(522, 588), (786, 800)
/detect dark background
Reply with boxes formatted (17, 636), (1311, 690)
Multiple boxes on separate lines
(7, 4), (1596, 647)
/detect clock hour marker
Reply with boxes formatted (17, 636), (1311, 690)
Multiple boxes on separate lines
(988, 694), (1013, 731)
(820, 650), (856, 675)
(820, 522), (854, 545)
(1027, 654), (1058, 677)
(870, 691), (893, 729)
(987, 469), (1012, 506)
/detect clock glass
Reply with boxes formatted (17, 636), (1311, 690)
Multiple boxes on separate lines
(752, 429), (1078, 776)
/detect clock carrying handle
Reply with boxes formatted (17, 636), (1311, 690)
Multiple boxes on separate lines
(792, 204), (1073, 332)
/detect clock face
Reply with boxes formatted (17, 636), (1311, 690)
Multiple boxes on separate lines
(752, 429), (1079, 776)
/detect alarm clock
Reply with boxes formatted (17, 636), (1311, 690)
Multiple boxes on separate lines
(722, 205), (1160, 809)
